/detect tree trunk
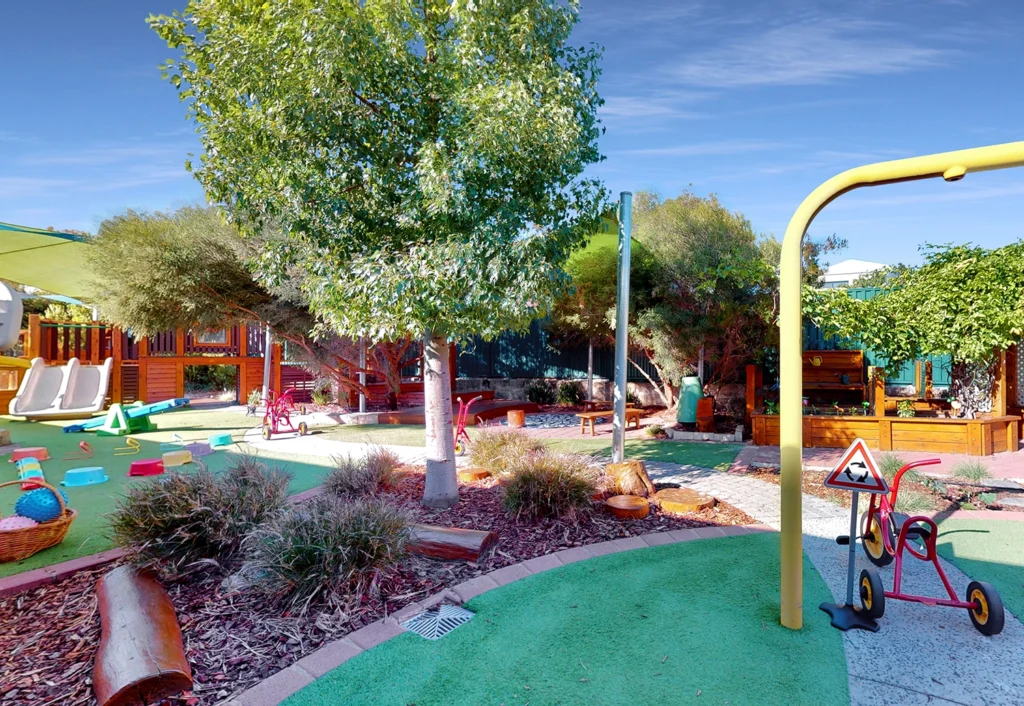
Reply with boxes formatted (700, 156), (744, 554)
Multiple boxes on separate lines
(422, 332), (458, 508)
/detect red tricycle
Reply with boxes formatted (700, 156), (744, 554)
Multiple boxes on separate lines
(261, 388), (309, 441)
(858, 458), (1004, 635)
(453, 395), (482, 456)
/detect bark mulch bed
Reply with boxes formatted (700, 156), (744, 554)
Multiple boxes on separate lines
(0, 469), (756, 706)
(737, 466), (1024, 515)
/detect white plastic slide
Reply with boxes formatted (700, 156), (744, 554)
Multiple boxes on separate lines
(9, 357), (113, 419)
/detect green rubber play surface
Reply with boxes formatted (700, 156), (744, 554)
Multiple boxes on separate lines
(0, 408), (334, 577)
(936, 518), (1024, 620)
(285, 533), (848, 706)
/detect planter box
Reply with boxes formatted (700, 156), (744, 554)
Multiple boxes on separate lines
(751, 413), (1020, 456)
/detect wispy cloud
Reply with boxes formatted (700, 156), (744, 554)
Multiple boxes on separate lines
(618, 140), (788, 157)
(671, 20), (947, 88)
(24, 145), (190, 167)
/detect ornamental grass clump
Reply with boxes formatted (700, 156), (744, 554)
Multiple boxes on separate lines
(468, 428), (545, 476)
(324, 446), (401, 497)
(502, 453), (598, 522)
(952, 460), (991, 482)
(110, 456), (290, 574)
(243, 496), (410, 613)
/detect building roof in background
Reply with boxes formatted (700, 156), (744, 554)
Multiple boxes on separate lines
(823, 259), (887, 277)
(0, 222), (94, 299)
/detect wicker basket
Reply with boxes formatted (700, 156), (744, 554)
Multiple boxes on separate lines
(0, 480), (77, 563)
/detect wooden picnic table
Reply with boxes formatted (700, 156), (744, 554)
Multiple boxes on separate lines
(576, 408), (642, 436)
(582, 401), (638, 412)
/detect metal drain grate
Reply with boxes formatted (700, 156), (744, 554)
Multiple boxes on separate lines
(401, 604), (474, 640)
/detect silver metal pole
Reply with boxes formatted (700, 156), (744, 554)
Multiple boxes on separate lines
(358, 337), (367, 413)
(846, 491), (860, 606)
(612, 192), (632, 463)
(587, 338), (594, 402)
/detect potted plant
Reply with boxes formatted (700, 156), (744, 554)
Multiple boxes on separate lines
(896, 399), (916, 418)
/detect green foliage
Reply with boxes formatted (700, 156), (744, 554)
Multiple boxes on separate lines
(150, 0), (608, 342)
(644, 423), (665, 438)
(42, 301), (92, 322)
(557, 380), (586, 405)
(851, 264), (909, 289)
(110, 457), (290, 574)
(525, 379), (558, 405)
(877, 453), (911, 482)
(502, 453), (597, 521)
(804, 242), (1024, 415)
(626, 388), (641, 406)
(894, 490), (934, 514)
(311, 378), (333, 406)
(247, 387), (262, 407)
(185, 364), (237, 392)
(325, 447), (402, 497)
(244, 496), (409, 612)
(951, 460), (991, 482)
(978, 492), (997, 506)
(896, 400), (916, 418)
(469, 428), (545, 475)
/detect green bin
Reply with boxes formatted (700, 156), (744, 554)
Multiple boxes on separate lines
(677, 376), (703, 423)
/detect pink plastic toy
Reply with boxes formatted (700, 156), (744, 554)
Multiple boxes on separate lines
(9, 447), (49, 463)
(0, 515), (39, 532)
(128, 459), (165, 477)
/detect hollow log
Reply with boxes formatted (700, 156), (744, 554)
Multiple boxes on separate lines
(605, 460), (656, 497)
(93, 566), (192, 706)
(408, 523), (498, 562)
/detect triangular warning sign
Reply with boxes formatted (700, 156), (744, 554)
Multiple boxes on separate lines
(824, 438), (888, 494)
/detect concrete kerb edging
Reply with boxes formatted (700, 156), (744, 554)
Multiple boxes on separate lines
(226, 524), (776, 706)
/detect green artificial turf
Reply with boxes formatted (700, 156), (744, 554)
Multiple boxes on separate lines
(0, 408), (334, 577)
(936, 519), (1024, 620)
(545, 438), (743, 470)
(285, 533), (848, 706)
(318, 423), (429, 447)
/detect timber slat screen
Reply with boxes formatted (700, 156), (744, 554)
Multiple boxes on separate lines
(37, 321), (113, 365)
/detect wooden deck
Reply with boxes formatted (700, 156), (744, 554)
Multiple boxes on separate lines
(751, 413), (1020, 456)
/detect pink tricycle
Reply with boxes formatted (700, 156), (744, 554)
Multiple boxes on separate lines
(453, 395), (482, 456)
(858, 458), (1004, 635)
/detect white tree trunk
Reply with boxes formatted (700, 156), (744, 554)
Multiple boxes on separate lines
(422, 332), (459, 508)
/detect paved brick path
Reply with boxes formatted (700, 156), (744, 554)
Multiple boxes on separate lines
(647, 463), (1024, 706)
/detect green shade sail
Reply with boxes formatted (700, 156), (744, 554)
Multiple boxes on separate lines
(0, 222), (94, 299)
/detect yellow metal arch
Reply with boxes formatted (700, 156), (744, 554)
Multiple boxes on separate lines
(778, 141), (1024, 629)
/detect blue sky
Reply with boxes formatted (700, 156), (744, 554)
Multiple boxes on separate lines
(2, 0), (1022, 266)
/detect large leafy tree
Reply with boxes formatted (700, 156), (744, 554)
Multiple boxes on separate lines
(86, 206), (411, 403)
(151, 0), (606, 507)
(804, 242), (1024, 416)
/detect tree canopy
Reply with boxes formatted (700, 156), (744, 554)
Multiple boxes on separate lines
(151, 0), (607, 507)
(804, 242), (1024, 414)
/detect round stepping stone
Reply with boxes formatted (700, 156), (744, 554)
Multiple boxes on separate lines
(655, 488), (716, 514)
(605, 494), (650, 519)
(457, 467), (491, 482)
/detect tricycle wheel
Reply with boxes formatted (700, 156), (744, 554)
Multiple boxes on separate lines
(261, 425), (272, 441)
(859, 568), (885, 620)
(454, 439), (466, 457)
(966, 581), (1004, 636)
(298, 421), (308, 436)
(862, 514), (894, 567)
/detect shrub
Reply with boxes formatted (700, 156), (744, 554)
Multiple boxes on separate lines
(895, 490), (934, 514)
(311, 378), (333, 406)
(896, 399), (916, 418)
(502, 453), (597, 521)
(110, 457), (290, 573)
(524, 379), (557, 405)
(644, 423), (664, 438)
(951, 460), (991, 482)
(468, 428), (545, 475)
(324, 446), (401, 497)
(556, 380), (586, 405)
(243, 496), (409, 612)
(878, 453), (909, 482)
(626, 388), (641, 405)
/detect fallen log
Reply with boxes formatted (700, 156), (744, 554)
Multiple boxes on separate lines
(93, 566), (192, 706)
(408, 523), (499, 562)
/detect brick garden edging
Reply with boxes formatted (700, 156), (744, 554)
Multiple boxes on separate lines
(221, 524), (777, 706)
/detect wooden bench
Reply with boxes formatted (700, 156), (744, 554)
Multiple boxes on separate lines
(803, 350), (866, 400)
(582, 401), (637, 412)
(576, 408), (642, 436)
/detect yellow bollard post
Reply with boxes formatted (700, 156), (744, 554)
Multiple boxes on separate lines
(778, 141), (1024, 630)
